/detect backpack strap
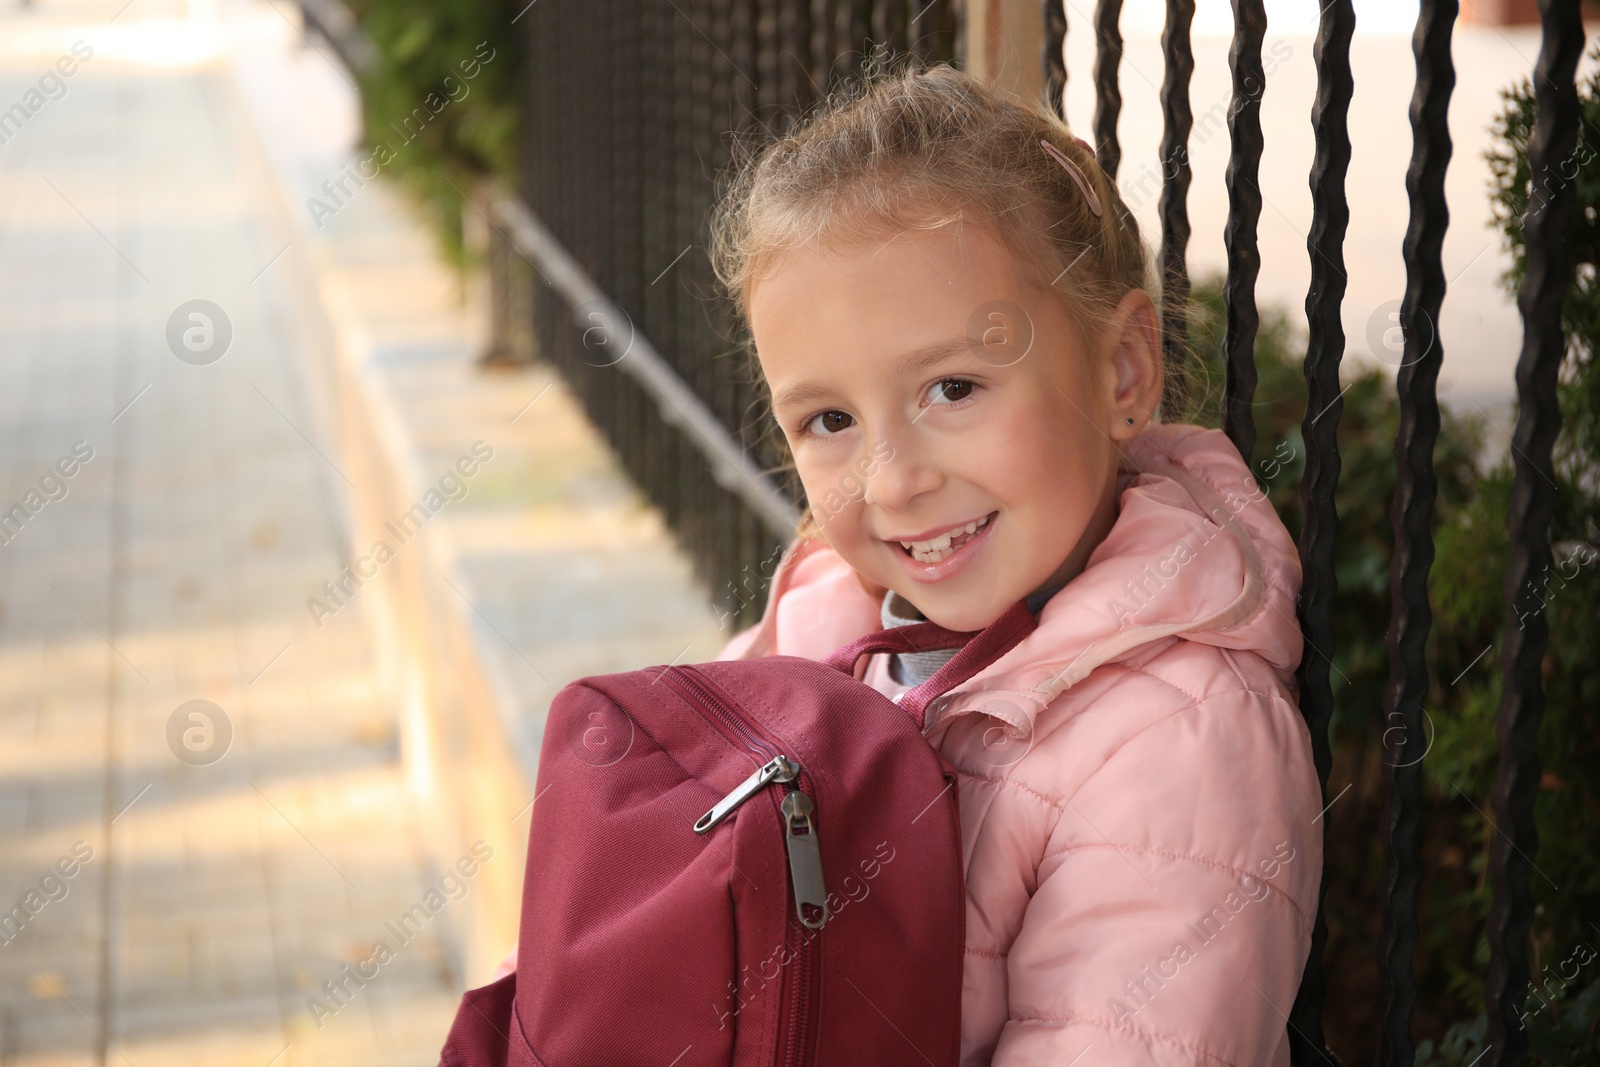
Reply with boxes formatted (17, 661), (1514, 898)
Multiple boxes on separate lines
(822, 601), (1037, 728)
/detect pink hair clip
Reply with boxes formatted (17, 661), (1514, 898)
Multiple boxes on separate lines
(1040, 138), (1102, 218)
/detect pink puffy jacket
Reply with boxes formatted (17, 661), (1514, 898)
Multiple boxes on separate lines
(717, 423), (1324, 1066)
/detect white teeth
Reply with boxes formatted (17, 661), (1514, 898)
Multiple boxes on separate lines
(897, 514), (993, 562)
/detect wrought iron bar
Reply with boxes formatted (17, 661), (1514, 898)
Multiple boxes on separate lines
(836, 0), (868, 83)
(1091, 0), (1124, 178)
(684, 0), (716, 557)
(951, 0), (968, 67)
(1376, 0), (1457, 1062)
(606, 10), (632, 476)
(671, 0), (698, 541)
(520, 0), (546, 366)
(556, 0), (577, 300)
(779, 0), (806, 105)
(575, 0), (600, 300)
(757, 0), (781, 121)
(908, 0), (931, 65)
(907, 0), (953, 67)
(1044, 0), (1067, 118)
(1484, 0), (1583, 1062)
(1158, 0), (1195, 416)
(641, 0), (673, 508)
(490, 193), (801, 540)
(585, 2), (614, 465)
(812, 0), (836, 91)
(512, 0), (891, 603)
(707, 0), (739, 602)
(874, 0), (908, 59)
(1221, 0), (1265, 463)
(729, 0), (758, 449)
(1288, 0), (1355, 1061)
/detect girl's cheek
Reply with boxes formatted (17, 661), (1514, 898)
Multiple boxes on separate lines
(798, 454), (863, 536)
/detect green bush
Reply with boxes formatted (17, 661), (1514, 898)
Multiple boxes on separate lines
(1182, 273), (1483, 740)
(342, 0), (521, 263)
(1184, 181), (1593, 1049)
(1181, 41), (1600, 1065)
(1411, 40), (1600, 1066)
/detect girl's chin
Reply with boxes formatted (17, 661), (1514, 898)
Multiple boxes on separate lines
(913, 600), (1012, 633)
(870, 582), (1014, 633)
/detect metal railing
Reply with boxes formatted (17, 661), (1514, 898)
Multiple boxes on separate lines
(486, 189), (800, 539)
(1043, 0), (1581, 1063)
(503, 0), (961, 624)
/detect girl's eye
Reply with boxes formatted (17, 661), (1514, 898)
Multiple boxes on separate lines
(803, 410), (855, 436)
(925, 379), (976, 405)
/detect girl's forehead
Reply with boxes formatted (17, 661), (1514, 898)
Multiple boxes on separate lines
(751, 230), (1087, 397)
(752, 241), (986, 381)
(751, 223), (1029, 322)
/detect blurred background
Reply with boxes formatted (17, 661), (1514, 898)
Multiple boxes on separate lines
(0, 0), (1595, 1064)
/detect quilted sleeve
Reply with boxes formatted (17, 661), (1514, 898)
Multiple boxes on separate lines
(989, 685), (1324, 1066)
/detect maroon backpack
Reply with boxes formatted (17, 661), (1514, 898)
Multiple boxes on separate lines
(437, 601), (1036, 1067)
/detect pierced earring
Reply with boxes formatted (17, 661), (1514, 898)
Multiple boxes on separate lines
(1126, 416), (1136, 425)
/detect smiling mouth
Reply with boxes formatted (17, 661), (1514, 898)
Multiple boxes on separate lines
(894, 513), (995, 565)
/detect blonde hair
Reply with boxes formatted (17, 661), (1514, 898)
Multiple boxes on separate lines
(708, 61), (1166, 538)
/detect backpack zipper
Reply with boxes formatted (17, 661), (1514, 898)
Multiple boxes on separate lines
(778, 790), (828, 928)
(693, 754), (798, 834)
(665, 667), (825, 1066)
(694, 761), (831, 929)
(781, 907), (815, 1067)
(668, 666), (777, 764)
(680, 680), (831, 929)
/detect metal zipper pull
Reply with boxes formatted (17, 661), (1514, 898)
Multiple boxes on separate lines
(694, 755), (799, 834)
(781, 790), (830, 929)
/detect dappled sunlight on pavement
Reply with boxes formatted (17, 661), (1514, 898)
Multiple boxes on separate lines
(0, 0), (485, 1063)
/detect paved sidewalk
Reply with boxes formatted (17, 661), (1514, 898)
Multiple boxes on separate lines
(0, 3), (465, 1064)
(228, 7), (731, 793)
(0, 1), (724, 1065)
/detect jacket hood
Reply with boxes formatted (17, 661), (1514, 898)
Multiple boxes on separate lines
(720, 423), (1303, 736)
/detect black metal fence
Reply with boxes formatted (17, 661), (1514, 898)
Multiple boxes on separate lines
(501, 1), (961, 626)
(488, 1), (1585, 1064)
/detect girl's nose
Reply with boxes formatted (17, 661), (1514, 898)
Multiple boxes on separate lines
(861, 438), (940, 512)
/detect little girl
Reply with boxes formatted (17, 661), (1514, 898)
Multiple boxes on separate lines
(707, 65), (1323, 1065)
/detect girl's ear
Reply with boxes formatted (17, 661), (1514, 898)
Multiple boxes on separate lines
(1104, 289), (1164, 442)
